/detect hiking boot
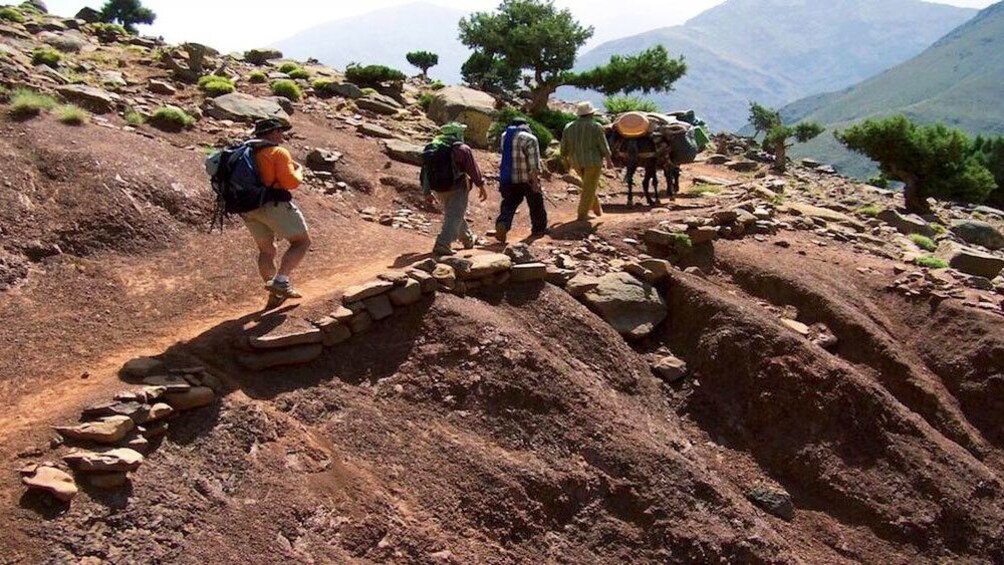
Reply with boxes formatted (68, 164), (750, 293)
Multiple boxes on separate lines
(494, 222), (508, 244)
(265, 279), (303, 300)
(433, 245), (455, 257)
(531, 228), (550, 237)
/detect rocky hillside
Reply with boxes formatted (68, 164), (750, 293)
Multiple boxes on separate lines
(783, 0), (1004, 178)
(273, 2), (470, 85)
(2, 4), (1004, 565)
(567, 0), (977, 130)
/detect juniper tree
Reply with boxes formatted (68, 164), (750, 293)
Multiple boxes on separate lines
(747, 101), (824, 173)
(837, 115), (996, 213)
(98, 0), (155, 34)
(406, 51), (439, 79)
(459, 0), (685, 113)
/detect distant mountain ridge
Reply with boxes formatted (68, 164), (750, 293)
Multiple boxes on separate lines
(784, 1), (1004, 178)
(565, 0), (977, 131)
(273, 3), (470, 84)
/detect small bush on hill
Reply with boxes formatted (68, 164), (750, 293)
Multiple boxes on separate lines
(858, 204), (883, 217)
(31, 47), (62, 68)
(312, 78), (334, 90)
(277, 62), (300, 74)
(9, 88), (57, 119)
(0, 7), (26, 23)
(124, 109), (144, 125)
(271, 79), (302, 101)
(0, 85), (9, 102)
(488, 107), (553, 150)
(345, 64), (406, 87)
(248, 70), (267, 83)
(909, 234), (937, 252)
(929, 223), (947, 235)
(429, 80), (446, 91)
(92, 22), (127, 42)
(287, 67), (310, 80)
(604, 95), (658, 114)
(867, 175), (890, 188)
(915, 256), (948, 269)
(149, 106), (194, 131)
(360, 87), (378, 96)
(56, 104), (90, 125)
(689, 184), (722, 196)
(418, 93), (434, 111)
(198, 75), (235, 97)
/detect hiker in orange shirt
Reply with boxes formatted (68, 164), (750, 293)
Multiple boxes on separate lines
(242, 118), (311, 308)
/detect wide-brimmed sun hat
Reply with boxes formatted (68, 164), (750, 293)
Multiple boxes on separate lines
(253, 117), (291, 137)
(576, 101), (597, 117)
(614, 112), (651, 138)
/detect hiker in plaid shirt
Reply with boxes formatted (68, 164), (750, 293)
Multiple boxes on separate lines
(494, 118), (548, 243)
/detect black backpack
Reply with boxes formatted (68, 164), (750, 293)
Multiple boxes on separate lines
(206, 141), (291, 231)
(421, 141), (460, 192)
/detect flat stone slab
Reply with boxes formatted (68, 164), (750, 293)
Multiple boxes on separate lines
(582, 272), (668, 340)
(358, 122), (395, 139)
(389, 278), (422, 306)
(342, 280), (394, 303)
(22, 466), (77, 502)
(238, 344), (323, 371)
(363, 294), (394, 321)
(164, 387), (215, 411)
(441, 253), (512, 281)
(384, 139), (425, 166)
(249, 318), (323, 350)
(510, 262), (547, 283)
(64, 448), (144, 473)
(56, 415), (134, 444)
(936, 242), (1004, 279)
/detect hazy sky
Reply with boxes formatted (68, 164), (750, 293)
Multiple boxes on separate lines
(44, 0), (999, 53)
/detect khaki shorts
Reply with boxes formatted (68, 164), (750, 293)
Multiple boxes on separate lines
(241, 201), (308, 241)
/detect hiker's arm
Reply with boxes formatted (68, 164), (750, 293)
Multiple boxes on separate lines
(597, 127), (613, 168)
(527, 137), (542, 191)
(458, 145), (485, 189)
(274, 148), (303, 190)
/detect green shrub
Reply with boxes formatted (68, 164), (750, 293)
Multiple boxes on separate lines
(124, 109), (145, 126)
(56, 104), (89, 126)
(244, 48), (282, 65)
(149, 106), (195, 132)
(92, 22), (126, 42)
(867, 175), (889, 188)
(930, 223), (947, 235)
(198, 75), (235, 96)
(248, 70), (267, 83)
(604, 95), (659, 114)
(915, 256), (948, 269)
(669, 232), (693, 249)
(418, 93), (434, 111)
(31, 47), (62, 68)
(9, 88), (57, 118)
(0, 7), (25, 23)
(312, 78), (334, 90)
(429, 80), (445, 90)
(271, 79), (302, 101)
(858, 204), (883, 217)
(277, 62), (304, 74)
(531, 108), (576, 139)
(345, 64), (406, 87)
(488, 107), (553, 150)
(689, 184), (722, 195)
(0, 84), (8, 103)
(360, 87), (378, 96)
(287, 67), (310, 80)
(910, 234), (937, 252)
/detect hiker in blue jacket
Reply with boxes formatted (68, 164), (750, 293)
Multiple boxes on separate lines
(494, 118), (547, 244)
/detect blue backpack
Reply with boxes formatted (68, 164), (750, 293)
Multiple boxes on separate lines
(206, 141), (290, 230)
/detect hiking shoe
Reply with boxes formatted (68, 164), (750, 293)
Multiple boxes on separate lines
(433, 246), (455, 257)
(494, 222), (508, 244)
(531, 228), (550, 237)
(265, 292), (288, 311)
(265, 279), (303, 300)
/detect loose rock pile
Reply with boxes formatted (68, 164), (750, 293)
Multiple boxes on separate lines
(20, 359), (220, 503)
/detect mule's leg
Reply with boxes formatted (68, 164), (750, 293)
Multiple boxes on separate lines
(667, 166), (680, 201)
(625, 164), (637, 206)
(645, 165), (660, 206)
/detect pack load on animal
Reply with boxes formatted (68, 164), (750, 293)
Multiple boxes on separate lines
(421, 141), (460, 192)
(205, 141), (292, 230)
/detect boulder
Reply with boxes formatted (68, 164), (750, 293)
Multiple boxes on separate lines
(441, 253), (512, 280)
(358, 122), (395, 139)
(432, 264), (457, 290)
(388, 278), (422, 306)
(877, 209), (935, 237)
(935, 242), (1004, 279)
(74, 7), (101, 23)
(55, 84), (120, 114)
(244, 48), (282, 65)
(566, 274), (600, 298)
(147, 79), (177, 95)
(317, 317), (352, 347)
(384, 140), (425, 166)
(407, 269), (438, 293)
(342, 280), (394, 303)
(98, 70), (127, 88)
(357, 94), (401, 115)
(22, 466), (77, 502)
(238, 344), (323, 371)
(503, 243), (536, 265)
(951, 220), (1004, 251)
(427, 86), (497, 149)
(651, 355), (688, 383)
(349, 311), (373, 334)
(316, 81), (363, 99)
(56, 415), (134, 444)
(784, 202), (865, 232)
(40, 30), (88, 53)
(164, 386), (215, 411)
(362, 294), (394, 321)
(305, 148), (342, 173)
(64, 448), (144, 473)
(582, 272), (668, 340)
(747, 485), (794, 521)
(204, 93), (289, 123)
